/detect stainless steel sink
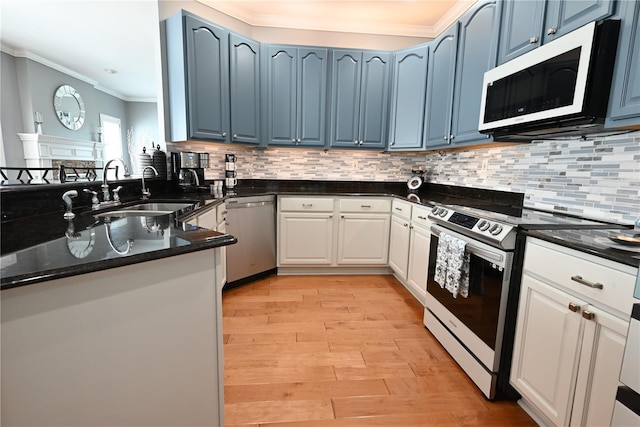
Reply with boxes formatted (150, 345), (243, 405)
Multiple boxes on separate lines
(94, 202), (196, 218)
(120, 202), (195, 212)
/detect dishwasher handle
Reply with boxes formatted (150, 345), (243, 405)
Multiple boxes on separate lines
(226, 200), (274, 209)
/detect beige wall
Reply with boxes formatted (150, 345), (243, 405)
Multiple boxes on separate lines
(158, 1), (430, 50)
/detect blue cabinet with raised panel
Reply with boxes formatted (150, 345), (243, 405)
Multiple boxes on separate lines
(264, 45), (328, 147)
(229, 33), (261, 145)
(449, 0), (500, 146)
(498, 0), (615, 65)
(387, 45), (429, 151)
(424, 24), (459, 148)
(424, 0), (500, 149)
(164, 11), (230, 142)
(606, 0), (640, 128)
(329, 50), (390, 150)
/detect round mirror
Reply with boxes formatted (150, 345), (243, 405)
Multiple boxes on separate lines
(53, 85), (85, 130)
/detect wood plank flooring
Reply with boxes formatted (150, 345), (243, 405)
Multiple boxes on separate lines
(222, 275), (536, 427)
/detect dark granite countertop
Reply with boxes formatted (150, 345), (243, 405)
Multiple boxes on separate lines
(2, 178), (635, 289)
(526, 228), (640, 268)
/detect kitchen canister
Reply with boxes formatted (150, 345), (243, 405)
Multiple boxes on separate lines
(151, 144), (167, 179)
(137, 147), (153, 177)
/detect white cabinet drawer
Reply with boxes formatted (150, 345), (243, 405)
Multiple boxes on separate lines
(339, 198), (390, 213)
(392, 199), (412, 220)
(411, 205), (432, 229)
(524, 238), (637, 316)
(279, 197), (334, 212)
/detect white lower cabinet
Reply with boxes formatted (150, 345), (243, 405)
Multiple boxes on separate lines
(388, 200), (431, 304)
(277, 196), (390, 268)
(389, 214), (411, 277)
(511, 237), (636, 427)
(337, 213), (390, 264)
(279, 212), (334, 265)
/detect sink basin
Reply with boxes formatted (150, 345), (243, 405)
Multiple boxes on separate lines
(120, 202), (195, 212)
(94, 201), (196, 218)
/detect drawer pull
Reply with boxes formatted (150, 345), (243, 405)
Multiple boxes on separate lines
(417, 215), (427, 220)
(361, 205), (372, 208)
(568, 303), (580, 313)
(571, 275), (604, 289)
(302, 203), (313, 207)
(394, 207), (403, 211)
(582, 311), (595, 321)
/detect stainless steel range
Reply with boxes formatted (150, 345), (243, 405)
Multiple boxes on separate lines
(424, 203), (620, 400)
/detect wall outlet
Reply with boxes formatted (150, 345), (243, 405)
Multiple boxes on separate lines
(481, 159), (489, 172)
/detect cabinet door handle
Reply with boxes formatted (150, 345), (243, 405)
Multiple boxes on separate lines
(571, 275), (604, 289)
(359, 140), (364, 146)
(296, 138), (301, 144)
(222, 132), (227, 137)
(409, 225), (414, 229)
(391, 141), (396, 146)
(341, 215), (345, 219)
(449, 134), (454, 140)
(443, 136), (449, 140)
(568, 303), (580, 313)
(582, 311), (595, 321)
(529, 36), (539, 44)
(547, 27), (557, 35)
(292, 138), (297, 144)
(354, 140), (359, 145)
(233, 134), (238, 139)
(403, 223), (408, 227)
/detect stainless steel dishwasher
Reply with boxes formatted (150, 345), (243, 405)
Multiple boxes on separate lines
(225, 195), (276, 284)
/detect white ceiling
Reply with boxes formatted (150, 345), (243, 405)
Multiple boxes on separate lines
(0, 0), (473, 101)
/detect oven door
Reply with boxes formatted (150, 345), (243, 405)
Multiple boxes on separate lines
(425, 224), (513, 372)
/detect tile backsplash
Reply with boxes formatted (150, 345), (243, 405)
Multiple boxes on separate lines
(168, 130), (640, 223)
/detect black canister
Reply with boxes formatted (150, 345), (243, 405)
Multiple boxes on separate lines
(152, 144), (168, 179)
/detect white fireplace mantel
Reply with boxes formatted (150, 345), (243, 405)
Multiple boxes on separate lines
(18, 133), (105, 172)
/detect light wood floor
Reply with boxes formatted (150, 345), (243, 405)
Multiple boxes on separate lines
(222, 274), (536, 427)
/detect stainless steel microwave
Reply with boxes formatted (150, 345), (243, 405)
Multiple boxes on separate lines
(478, 20), (620, 142)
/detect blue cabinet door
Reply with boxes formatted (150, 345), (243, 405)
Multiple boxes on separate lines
(358, 52), (390, 149)
(606, 0), (640, 127)
(229, 33), (261, 145)
(449, 0), (500, 146)
(330, 49), (362, 148)
(329, 50), (390, 150)
(298, 48), (328, 147)
(543, 0), (615, 44)
(497, 1), (546, 64)
(264, 45), (297, 146)
(424, 24), (459, 148)
(184, 15), (230, 141)
(388, 45), (429, 150)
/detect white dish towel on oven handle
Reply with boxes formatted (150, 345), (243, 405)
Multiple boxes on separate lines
(434, 232), (470, 298)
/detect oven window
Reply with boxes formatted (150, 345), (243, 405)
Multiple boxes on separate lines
(427, 238), (505, 350)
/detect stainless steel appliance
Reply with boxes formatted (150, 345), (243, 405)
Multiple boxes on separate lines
(424, 204), (621, 399)
(225, 195), (276, 285)
(612, 301), (640, 425)
(171, 152), (205, 190)
(479, 20), (620, 142)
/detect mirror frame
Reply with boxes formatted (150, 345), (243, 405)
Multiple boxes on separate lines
(53, 84), (86, 130)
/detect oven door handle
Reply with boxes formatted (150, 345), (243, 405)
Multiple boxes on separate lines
(430, 225), (505, 263)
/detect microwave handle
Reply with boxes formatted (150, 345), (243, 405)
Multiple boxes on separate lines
(430, 225), (505, 264)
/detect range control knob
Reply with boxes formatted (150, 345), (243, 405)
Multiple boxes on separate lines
(489, 224), (503, 235)
(431, 207), (441, 216)
(477, 220), (490, 231)
(438, 208), (448, 217)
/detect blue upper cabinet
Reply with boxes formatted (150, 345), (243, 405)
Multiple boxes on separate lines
(498, 0), (615, 65)
(424, 24), (459, 148)
(606, 0), (640, 128)
(543, 0), (616, 43)
(229, 33), (261, 146)
(163, 11), (230, 142)
(329, 50), (390, 149)
(497, 1), (547, 65)
(264, 45), (328, 147)
(449, 0), (501, 146)
(388, 45), (429, 151)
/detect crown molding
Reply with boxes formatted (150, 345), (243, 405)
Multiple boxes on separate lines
(196, 0), (475, 38)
